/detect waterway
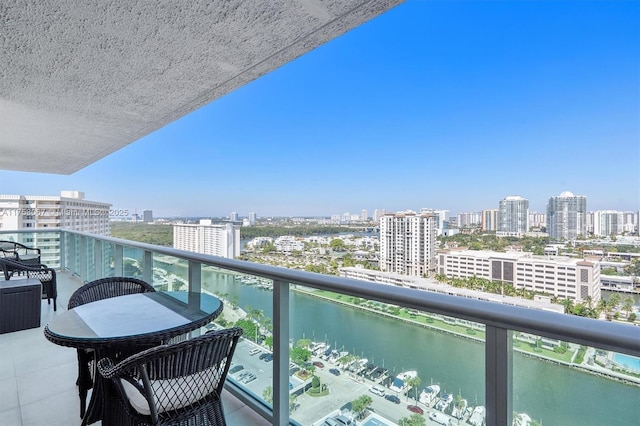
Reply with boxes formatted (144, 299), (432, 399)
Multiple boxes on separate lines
(161, 262), (639, 425)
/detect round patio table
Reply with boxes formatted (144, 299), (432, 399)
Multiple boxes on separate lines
(44, 291), (222, 425)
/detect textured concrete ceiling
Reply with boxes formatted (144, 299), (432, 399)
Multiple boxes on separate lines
(0, 0), (403, 174)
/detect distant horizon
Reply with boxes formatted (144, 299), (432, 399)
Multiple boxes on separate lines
(1, 1), (638, 217)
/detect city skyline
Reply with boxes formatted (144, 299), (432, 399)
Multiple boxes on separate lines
(0, 1), (638, 217)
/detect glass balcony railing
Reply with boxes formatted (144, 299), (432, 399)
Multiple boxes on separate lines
(2, 229), (639, 425)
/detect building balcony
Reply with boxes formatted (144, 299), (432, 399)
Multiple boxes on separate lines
(1, 229), (639, 426)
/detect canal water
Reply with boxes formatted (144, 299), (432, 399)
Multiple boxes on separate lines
(163, 263), (639, 425)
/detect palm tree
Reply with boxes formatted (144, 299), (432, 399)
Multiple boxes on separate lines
(622, 296), (634, 319)
(405, 375), (422, 403)
(561, 298), (574, 315)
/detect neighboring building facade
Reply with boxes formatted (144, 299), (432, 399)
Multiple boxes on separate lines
(420, 208), (450, 235)
(456, 211), (481, 228)
(482, 209), (499, 231)
(437, 249), (601, 303)
(498, 195), (529, 236)
(0, 191), (112, 268)
(173, 219), (240, 259)
(546, 191), (587, 240)
(587, 210), (630, 237)
(142, 210), (153, 222)
(373, 209), (386, 223)
(379, 211), (437, 277)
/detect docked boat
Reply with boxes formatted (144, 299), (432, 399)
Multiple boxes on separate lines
(513, 413), (532, 426)
(451, 398), (468, 419)
(388, 370), (417, 393)
(330, 351), (349, 364)
(435, 393), (453, 412)
(419, 384), (440, 406)
(468, 406), (486, 426)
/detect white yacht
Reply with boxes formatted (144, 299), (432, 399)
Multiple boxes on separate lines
(435, 393), (453, 412)
(513, 413), (532, 426)
(419, 384), (440, 406)
(388, 370), (417, 393)
(451, 398), (468, 419)
(468, 406), (486, 426)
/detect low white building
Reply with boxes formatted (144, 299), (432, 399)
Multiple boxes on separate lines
(340, 266), (563, 313)
(274, 236), (304, 252)
(437, 249), (601, 303)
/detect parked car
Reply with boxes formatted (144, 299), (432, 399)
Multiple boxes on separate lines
(289, 367), (300, 375)
(329, 368), (341, 376)
(368, 385), (385, 396)
(259, 352), (271, 360)
(313, 361), (325, 368)
(385, 394), (401, 404)
(229, 364), (244, 374)
(263, 354), (273, 362)
(249, 348), (261, 356)
(407, 405), (424, 415)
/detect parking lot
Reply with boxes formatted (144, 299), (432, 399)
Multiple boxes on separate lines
(229, 340), (453, 426)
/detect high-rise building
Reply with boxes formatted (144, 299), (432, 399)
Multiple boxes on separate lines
(373, 209), (386, 222)
(456, 211), (481, 228)
(230, 212), (239, 222)
(379, 211), (437, 277)
(498, 196), (529, 236)
(142, 210), (153, 222)
(482, 209), (499, 231)
(173, 219), (240, 259)
(420, 208), (450, 235)
(546, 191), (587, 240)
(589, 210), (625, 237)
(528, 211), (546, 229)
(0, 191), (111, 268)
(248, 212), (257, 225)
(360, 209), (368, 222)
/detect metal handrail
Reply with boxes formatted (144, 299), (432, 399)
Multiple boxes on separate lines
(6, 229), (640, 426)
(52, 229), (639, 356)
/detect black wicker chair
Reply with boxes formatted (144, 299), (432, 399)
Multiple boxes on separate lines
(0, 240), (41, 268)
(0, 257), (57, 310)
(69, 277), (156, 418)
(97, 327), (243, 426)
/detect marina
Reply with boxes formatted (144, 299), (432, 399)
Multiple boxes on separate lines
(157, 261), (640, 425)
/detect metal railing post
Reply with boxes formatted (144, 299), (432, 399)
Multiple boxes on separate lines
(59, 231), (66, 270)
(114, 244), (124, 276)
(79, 235), (87, 281)
(143, 250), (153, 284)
(188, 260), (201, 293)
(485, 325), (512, 426)
(273, 279), (290, 426)
(93, 238), (102, 282)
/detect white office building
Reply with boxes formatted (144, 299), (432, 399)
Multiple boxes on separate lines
(437, 249), (600, 303)
(498, 196), (529, 236)
(248, 212), (257, 226)
(380, 211), (437, 277)
(0, 191), (111, 268)
(546, 191), (587, 240)
(173, 219), (240, 259)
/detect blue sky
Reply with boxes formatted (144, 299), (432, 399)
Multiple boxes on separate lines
(1, 0), (639, 218)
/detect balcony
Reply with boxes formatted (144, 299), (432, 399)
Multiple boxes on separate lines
(1, 229), (639, 426)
